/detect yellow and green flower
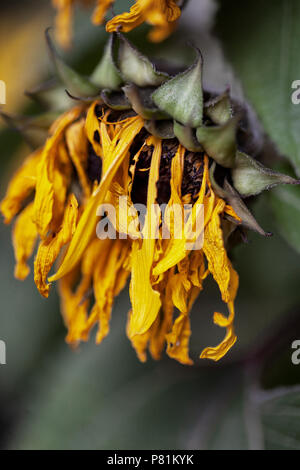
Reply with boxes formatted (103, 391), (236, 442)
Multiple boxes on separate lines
(1, 33), (298, 364)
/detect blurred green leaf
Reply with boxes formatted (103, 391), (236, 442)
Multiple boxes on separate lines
(269, 183), (300, 254)
(260, 387), (300, 450)
(216, 0), (300, 174)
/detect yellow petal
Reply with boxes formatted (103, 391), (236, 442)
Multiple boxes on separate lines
(203, 197), (239, 304)
(83, 239), (130, 343)
(106, 0), (181, 39)
(33, 106), (82, 239)
(128, 136), (162, 337)
(52, 0), (74, 49)
(200, 301), (237, 361)
(106, 2), (144, 33)
(60, 237), (104, 344)
(12, 202), (38, 280)
(85, 101), (103, 157)
(224, 204), (242, 223)
(166, 313), (193, 365)
(153, 152), (209, 276)
(49, 115), (144, 281)
(34, 194), (78, 297)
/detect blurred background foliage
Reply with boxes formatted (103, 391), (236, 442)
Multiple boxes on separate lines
(0, 0), (300, 450)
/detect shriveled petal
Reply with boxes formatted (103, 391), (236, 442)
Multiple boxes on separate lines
(83, 239), (130, 343)
(106, 0), (181, 40)
(52, 0), (74, 49)
(49, 115), (144, 281)
(153, 153), (209, 276)
(34, 194), (78, 297)
(200, 301), (237, 361)
(12, 202), (38, 280)
(203, 197), (239, 304)
(33, 106), (82, 239)
(128, 136), (162, 337)
(148, 20), (177, 43)
(166, 313), (193, 365)
(66, 118), (91, 198)
(1, 149), (41, 224)
(85, 101), (103, 157)
(106, 3), (144, 33)
(60, 237), (105, 344)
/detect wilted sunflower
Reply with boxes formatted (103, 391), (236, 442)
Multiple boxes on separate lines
(52, 0), (183, 48)
(1, 33), (299, 364)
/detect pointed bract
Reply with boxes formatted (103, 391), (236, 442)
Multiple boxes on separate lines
(118, 34), (168, 87)
(152, 49), (203, 127)
(173, 121), (202, 152)
(46, 29), (100, 98)
(232, 151), (300, 197)
(91, 35), (123, 91)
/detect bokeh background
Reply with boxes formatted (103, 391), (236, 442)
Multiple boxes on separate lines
(0, 0), (300, 450)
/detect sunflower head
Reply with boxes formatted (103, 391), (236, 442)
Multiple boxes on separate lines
(1, 32), (299, 365)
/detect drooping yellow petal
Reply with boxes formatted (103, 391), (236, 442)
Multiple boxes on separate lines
(1, 149), (41, 224)
(66, 118), (91, 198)
(128, 136), (162, 337)
(149, 268), (175, 359)
(34, 194), (78, 298)
(203, 197), (239, 304)
(148, 19), (178, 43)
(83, 239), (130, 343)
(153, 152), (209, 276)
(129, 268), (175, 362)
(12, 202), (38, 280)
(33, 106), (82, 239)
(85, 101), (103, 157)
(49, 115), (144, 281)
(106, 0), (181, 41)
(51, 142), (72, 232)
(92, 0), (115, 24)
(59, 237), (104, 344)
(224, 204), (242, 223)
(200, 190), (239, 361)
(166, 313), (193, 365)
(106, 2), (144, 33)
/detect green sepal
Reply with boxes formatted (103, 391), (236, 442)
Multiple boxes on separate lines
(196, 116), (238, 168)
(118, 34), (168, 87)
(0, 111), (59, 149)
(91, 35), (123, 91)
(152, 48), (203, 127)
(232, 151), (300, 197)
(209, 162), (272, 237)
(144, 120), (175, 139)
(123, 84), (167, 120)
(223, 180), (272, 237)
(101, 89), (131, 110)
(173, 121), (202, 152)
(26, 81), (71, 112)
(205, 91), (232, 125)
(45, 29), (99, 98)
